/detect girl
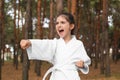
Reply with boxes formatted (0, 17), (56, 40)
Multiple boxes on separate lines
(20, 12), (91, 80)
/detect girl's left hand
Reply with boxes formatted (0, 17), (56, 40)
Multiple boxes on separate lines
(75, 60), (84, 68)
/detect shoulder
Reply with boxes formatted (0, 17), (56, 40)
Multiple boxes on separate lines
(75, 39), (84, 46)
(72, 36), (83, 45)
(70, 37), (84, 48)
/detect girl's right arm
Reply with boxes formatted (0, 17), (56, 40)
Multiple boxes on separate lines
(20, 39), (57, 63)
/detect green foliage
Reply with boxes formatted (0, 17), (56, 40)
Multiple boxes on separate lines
(4, 1), (14, 43)
(4, 19), (14, 43)
(3, 0), (120, 45)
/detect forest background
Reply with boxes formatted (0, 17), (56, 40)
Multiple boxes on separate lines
(0, 0), (120, 80)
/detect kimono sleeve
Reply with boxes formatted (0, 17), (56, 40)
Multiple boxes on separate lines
(26, 38), (57, 63)
(77, 42), (91, 74)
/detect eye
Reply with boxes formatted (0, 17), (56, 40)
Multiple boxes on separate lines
(55, 22), (59, 25)
(61, 21), (65, 24)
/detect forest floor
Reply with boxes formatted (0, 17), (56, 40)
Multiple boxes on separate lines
(1, 60), (120, 80)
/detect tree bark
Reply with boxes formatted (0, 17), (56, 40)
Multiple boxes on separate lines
(71, 0), (77, 35)
(13, 0), (18, 69)
(22, 0), (32, 80)
(56, 0), (63, 14)
(67, 0), (71, 12)
(35, 0), (43, 76)
(76, 0), (82, 39)
(102, 0), (111, 77)
(94, 1), (101, 69)
(49, 0), (55, 39)
(36, 0), (43, 39)
(0, 0), (4, 80)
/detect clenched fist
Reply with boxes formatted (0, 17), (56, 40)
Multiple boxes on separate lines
(20, 39), (31, 49)
(75, 60), (84, 68)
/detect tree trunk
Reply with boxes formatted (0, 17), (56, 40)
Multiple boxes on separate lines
(22, 0), (32, 80)
(34, 60), (41, 76)
(102, 0), (111, 77)
(13, 0), (17, 68)
(35, 0), (43, 76)
(14, 0), (20, 70)
(0, 0), (5, 65)
(49, 0), (55, 39)
(36, 0), (43, 39)
(71, 0), (77, 16)
(56, 0), (63, 14)
(13, 0), (20, 70)
(0, 0), (4, 80)
(20, 5), (25, 63)
(113, 24), (119, 63)
(85, 0), (93, 66)
(42, 0), (46, 21)
(94, 1), (101, 69)
(76, 0), (81, 39)
(67, 0), (71, 12)
(71, 0), (77, 35)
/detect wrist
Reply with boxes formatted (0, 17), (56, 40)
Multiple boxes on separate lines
(27, 39), (31, 46)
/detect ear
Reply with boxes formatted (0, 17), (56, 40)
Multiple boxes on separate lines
(70, 24), (75, 30)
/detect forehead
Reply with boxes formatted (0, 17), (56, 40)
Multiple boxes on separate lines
(56, 15), (68, 21)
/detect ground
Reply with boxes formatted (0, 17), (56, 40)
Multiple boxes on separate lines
(2, 60), (120, 80)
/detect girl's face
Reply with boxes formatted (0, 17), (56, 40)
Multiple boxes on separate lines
(55, 15), (74, 41)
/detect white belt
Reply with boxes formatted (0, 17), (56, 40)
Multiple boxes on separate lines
(42, 65), (77, 80)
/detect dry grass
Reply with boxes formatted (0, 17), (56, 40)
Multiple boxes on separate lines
(2, 60), (120, 80)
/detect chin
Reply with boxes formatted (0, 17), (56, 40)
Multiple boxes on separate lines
(59, 35), (64, 38)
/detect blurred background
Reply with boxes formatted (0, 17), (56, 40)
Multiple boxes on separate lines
(0, 0), (120, 80)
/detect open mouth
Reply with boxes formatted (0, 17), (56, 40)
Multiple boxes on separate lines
(59, 29), (64, 33)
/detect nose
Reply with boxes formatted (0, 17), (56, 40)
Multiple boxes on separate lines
(57, 23), (62, 28)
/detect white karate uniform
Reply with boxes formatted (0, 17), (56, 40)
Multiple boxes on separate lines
(27, 36), (91, 80)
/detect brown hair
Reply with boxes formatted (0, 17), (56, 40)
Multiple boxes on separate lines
(56, 12), (75, 35)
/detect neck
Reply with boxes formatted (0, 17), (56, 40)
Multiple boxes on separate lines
(63, 35), (72, 43)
